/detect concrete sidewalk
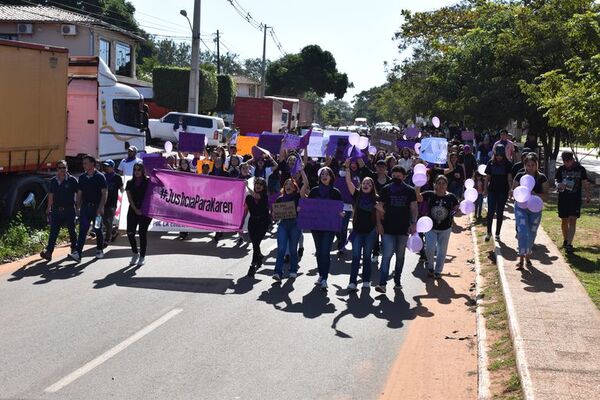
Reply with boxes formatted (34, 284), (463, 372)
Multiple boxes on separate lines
(492, 210), (600, 399)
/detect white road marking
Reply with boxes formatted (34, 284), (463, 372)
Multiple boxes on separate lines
(44, 308), (183, 393)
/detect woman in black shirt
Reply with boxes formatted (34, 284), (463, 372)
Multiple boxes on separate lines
(344, 167), (379, 291)
(125, 164), (152, 266)
(484, 145), (513, 241)
(245, 177), (271, 276)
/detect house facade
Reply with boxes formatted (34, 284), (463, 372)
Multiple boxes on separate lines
(233, 75), (262, 98)
(0, 5), (142, 79)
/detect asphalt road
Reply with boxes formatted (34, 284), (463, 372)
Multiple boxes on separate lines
(0, 230), (432, 400)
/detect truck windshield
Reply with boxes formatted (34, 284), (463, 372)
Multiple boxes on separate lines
(113, 99), (141, 129)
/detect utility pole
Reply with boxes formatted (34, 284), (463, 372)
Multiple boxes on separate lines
(188, 0), (201, 114)
(216, 29), (221, 74)
(260, 24), (269, 97)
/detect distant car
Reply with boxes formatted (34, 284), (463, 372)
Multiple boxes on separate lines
(148, 112), (225, 146)
(310, 122), (323, 133)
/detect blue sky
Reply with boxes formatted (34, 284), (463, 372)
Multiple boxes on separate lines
(130, 0), (457, 102)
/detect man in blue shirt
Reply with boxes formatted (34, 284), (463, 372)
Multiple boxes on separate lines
(70, 155), (108, 262)
(40, 160), (79, 261)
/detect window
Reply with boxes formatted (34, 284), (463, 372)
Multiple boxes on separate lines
(162, 113), (180, 124)
(113, 99), (141, 128)
(115, 42), (131, 76)
(248, 85), (256, 97)
(99, 39), (110, 67)
(0, 34), (17, 40)
(190, 116), (213, 129)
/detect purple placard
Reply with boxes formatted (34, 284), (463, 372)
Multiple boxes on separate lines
(405, 127), (420, 139)
(397, 140), (417, 152)
(326, 135), (350, 161)
(142, 155), (166, 173)
(282, 134), (302, 150)
(257, 133), (284, 155)
(178, 132), (205, 153)
(244, 133), (261, 137)
(297, 198), (343, 232)
(334, 176), (359, 204)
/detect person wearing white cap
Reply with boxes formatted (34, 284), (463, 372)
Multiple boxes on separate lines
(118, 146), (142, 176)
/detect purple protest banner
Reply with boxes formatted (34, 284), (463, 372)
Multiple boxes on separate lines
(297, 198), (343, 232)
(257, 133), (284, 155)
(142, 154), (166, 173)
(244, 133), (261, 137)
(251, 145), (270, 160)
(282, 133), (302, 150)
(299, 128), (312, 149)
(178, 132), (206, 153)
(334, 176), (360, 204)
(326, 135), (350, 161)
(397, 140), (417, 152)
(142, 170), (246, 232)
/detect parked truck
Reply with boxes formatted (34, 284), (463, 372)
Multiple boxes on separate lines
(0, 40), (144, 218)
(233, 96), (283, 134)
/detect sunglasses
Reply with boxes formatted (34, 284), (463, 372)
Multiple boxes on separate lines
(57, 166), (67, 170)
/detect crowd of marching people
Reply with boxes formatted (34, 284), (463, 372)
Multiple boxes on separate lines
(39, 126), (593, 292)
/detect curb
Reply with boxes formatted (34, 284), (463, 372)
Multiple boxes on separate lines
(492, 235), (535, 400)
(469, 216), (491, 400)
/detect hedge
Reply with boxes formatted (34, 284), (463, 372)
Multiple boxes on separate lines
(153, 66), (218, 112)
(216, 74), (236, 112)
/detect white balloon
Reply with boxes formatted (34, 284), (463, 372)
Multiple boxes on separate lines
(520, 174), (535, 191)
(513, 186), (532, 203)
(412, 173), (428, 187)
(459, 200), (475, 214)
(464, 188), (478, 202)
(432, 116), (441, 128)
(464, 178), (475, 189)
(416, 216), (433, 233)
(368, 145), (377, 155)
(477, 164), (487, 175)
(348, 132), (360, 146)
(357, 136), (369, 150)
(526, 195), (544, 213)
(164, 141), (173, 153)
(204, 135), (208, 147)
(414, 163), (427, 174)
(414, 142), (421, 155)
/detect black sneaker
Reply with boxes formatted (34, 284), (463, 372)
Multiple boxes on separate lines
(39, 250), (51, 261)
(484, 233), (491, 242)
(565, 245), (574, 254)
(434, 272), (442, 279)
(427, 269), (435, 278)
(562, 240), (568, 248)
(298, 247), (304, 260)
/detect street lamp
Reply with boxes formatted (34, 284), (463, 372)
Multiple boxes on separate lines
(180, 2), (201, 114)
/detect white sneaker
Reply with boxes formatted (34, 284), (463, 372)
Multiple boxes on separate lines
(95, 250), (104, 259)
(346, 283), (358, 292)
(130, 254), (139, 266)
(321, 280), (328, 290)
(137, 256), (145, 266)
(68, 252), (80, 262)
(362, 282), (371, 289)
(288, 272), (297, 279)
(315, 276), (323, 285)
(272, 273), (281, 282)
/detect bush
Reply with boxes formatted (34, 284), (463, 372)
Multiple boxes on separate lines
(153, 66), (218, 113)
(216, 74), (236, 112)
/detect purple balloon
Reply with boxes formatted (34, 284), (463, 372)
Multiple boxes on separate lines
(526, 195), (543, 213)
(368, 145), (377, 155)
(416, 216), (433, 233)
(407, 234), (423, 253)
(412, 173), (428, 188)
(513, 186), (532, 203)
(432, 116), (441, 128)
(520, 174), (535, 191)
(414, 142), (421, 154)
(464, 188), (478, 202)
(459, 200), (475, 214)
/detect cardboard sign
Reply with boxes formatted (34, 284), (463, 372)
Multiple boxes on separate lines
(178, 132), (206, 153)
(420, 137), (448, 164)
(297, 198), (343, 232)
(307, 134), (325, 158)
(257, 133), (284, 155)
(236, 136), (259, 156)
(371, 130), (398, 152)
(461, 131), (475, 141)
(196, 159), (214, 174)
(272, 201), (297, 220)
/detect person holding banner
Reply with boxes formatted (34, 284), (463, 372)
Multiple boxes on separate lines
(125, 163), (152, 266)
(272, 173), (310, 281)
(484, 145), (513, 242)
(375, 166), (418, 293)
(416, 175), (460, 279)
(344, 166), (380, 291)
(245, 177), (271, 277)
(512, 154), (548, 269)
(308, 167), (342, 290)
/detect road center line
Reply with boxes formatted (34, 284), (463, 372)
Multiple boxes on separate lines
(44, 308), (183, 393)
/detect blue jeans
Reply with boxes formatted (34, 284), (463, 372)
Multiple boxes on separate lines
(515, 206), (542, 256)
(275, 219), (301, 276)
(46, 209), (77, 254)
(312, 231), (335, 280)
(379, 234), (409, 286)
(76, 204), (103, 255)
(425, 228), (452, 273)
(350, 229), (377, 284)
(336, 210), (352, 250)
(487, 191), (508, 235)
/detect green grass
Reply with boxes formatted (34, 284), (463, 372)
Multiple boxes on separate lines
(0, 213), (70, 263)
(541, 197), (600, 309)
(475, 223), (524, 400)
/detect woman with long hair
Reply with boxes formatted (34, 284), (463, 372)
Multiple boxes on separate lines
(512, 153), (548, 269)
(484, 145), (513, 241)
(344, 163), (379, 291)
(307, 166), (342, 290)
(245, 177), (271, 276)
(272, 172), (309, 281)
(125, 163), (152, 266)
(398, 147), (413, 173)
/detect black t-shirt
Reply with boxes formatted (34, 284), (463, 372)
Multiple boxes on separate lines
(125, 178), (149, 210)
(514, 171), (548, 195)
(352, 191), (378, 234)
(511, 161), (524, 178)
(374, 174), (391, 194)
(49, 175), (78, 209)
(556, 164), (588, 200)
(421, 191), (459, 230)
(463, 154), (477, 179)
(78, 170), (107, 204)
(308, 185), (342, 201)
(379, 182), (417, 235)
(485, 160), (513, 194)
(104, 173), (123, 208)
(245, 192), (270, 218)
(446, 165), (465, 185)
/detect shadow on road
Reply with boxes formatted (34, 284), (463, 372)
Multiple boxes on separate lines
(7, 251), (99, 284)
(519, 264), (564, 293)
